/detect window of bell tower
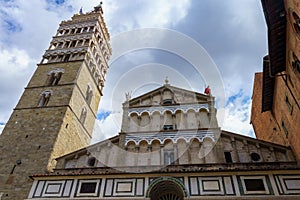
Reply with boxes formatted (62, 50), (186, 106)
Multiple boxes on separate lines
(292, 52), (300, 74)
(38, 90), (52, 107)
(47, 69), (64, 86)
(86, 84), (93, 105)
(80, 107), (87, 124)
(292, 12), (300, 35)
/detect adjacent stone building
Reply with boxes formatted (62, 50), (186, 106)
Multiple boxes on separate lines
(251, 0), (300, 162)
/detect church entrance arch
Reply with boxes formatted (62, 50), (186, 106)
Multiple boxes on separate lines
(147, 177), (187, 200)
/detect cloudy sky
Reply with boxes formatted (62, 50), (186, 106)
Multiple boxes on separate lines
(0, 0), (267, 143)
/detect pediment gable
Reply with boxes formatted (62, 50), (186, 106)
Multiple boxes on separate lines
(128, 84), (212, 107)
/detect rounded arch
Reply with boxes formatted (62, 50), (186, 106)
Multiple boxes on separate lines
(129, 112), (139, 117)
(100, 64), (105, 74)
(186, 109), (197, 129)
(140, 111), (150, 117)
(186, 108), (197, 113)
(150, 139), (161, 150)
(138, 140), (149, 153)
(174, 109), (184, 114)
(290, 10), (300, 37)
(199, 108), (210, 128)
(162, 109), (173, 115)
(90, 42), (96, 50)
(150, 110), (161, 115)
(163, 110), (173, 125)
(125, 140), (137, 148)
(163, 138), (173, 145)
(127, 140), (137, 145)
(95, 53), (100, 61)
(189, 137), (202, 164)
(128, 112), (139, 132)
(140, 112), (151, 131)
(146, 177), (188, 200)
(202, 136), (215, 143)
(199, 107), (209, 113)
(163, 139), (174, 150)
(189, 137), (201, 144)
(175, 137), (188, 144)
(138, 139), (149, 146)
(140, 111), (151, 116)
(175, 110), (185, 130)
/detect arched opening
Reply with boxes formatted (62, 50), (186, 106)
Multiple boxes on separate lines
(175, 110), (185, 130)
(150, 139), (161, 165)
(177, 138), (188, 164)
(148, 179), (185, 200)
(199, 108), (210, 128)
(151, 111), (161, 131)
(292, 11), (300, 35)
(163, 139), (174, 165)
(186, 109), (197, 129)
(200, 137), (216, 163)
(129, 113), (139, 132)
(163, 110), (173, 130)
(190, 138), (201, 164)
(140, 112), (150, 131)
(137, 140), (148, 165)
(292, 52), (300, 74)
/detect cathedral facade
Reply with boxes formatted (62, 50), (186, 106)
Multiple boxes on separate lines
(25, 82), (300, 200)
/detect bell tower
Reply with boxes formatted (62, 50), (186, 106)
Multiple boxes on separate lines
(0, 4), (111, 200)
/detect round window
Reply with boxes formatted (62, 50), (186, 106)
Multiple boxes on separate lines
(250, 152), (261, 162)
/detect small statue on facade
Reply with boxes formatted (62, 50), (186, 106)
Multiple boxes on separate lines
(125, 91), (132, 101)
(165, 76), (169, 85)
(204, 85), (211, 96)
(78, 7), (83, 15)
(94, 1), (103, 14)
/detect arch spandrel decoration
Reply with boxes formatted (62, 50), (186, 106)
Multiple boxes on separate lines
(128, 104), (209, 116)
(146, 177), (188, 199)
(124, 130), (219, 146)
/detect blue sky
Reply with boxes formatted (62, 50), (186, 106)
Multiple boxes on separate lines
(0, 0), (267, 141)
(97, 111), (111, 121)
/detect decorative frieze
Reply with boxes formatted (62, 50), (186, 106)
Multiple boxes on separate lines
(125, 130), (218, 145)
(44, 47), (88, 57)
(128, 103), (209, 116)
(27, 173), (300, 199)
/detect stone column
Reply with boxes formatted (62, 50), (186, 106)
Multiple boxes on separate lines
(121, 101), (129, 132)
(231, 137), (240, 163)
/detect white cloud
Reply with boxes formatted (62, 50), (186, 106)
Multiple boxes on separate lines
(0, 0), (263, 140)
(0, 45), (36, 122)
(0, 0), (74, 131)
(0, 0), (61, 57)
(218, 90), (254, 137)
(104, 0), (191, 34)
(91, 113), (121, 144)
(224, 0), (265, 39)
(0, 125), (4, 134)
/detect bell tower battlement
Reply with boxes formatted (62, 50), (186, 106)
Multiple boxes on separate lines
(42, 5), (111, 93)
(0, 4), (111, 200)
